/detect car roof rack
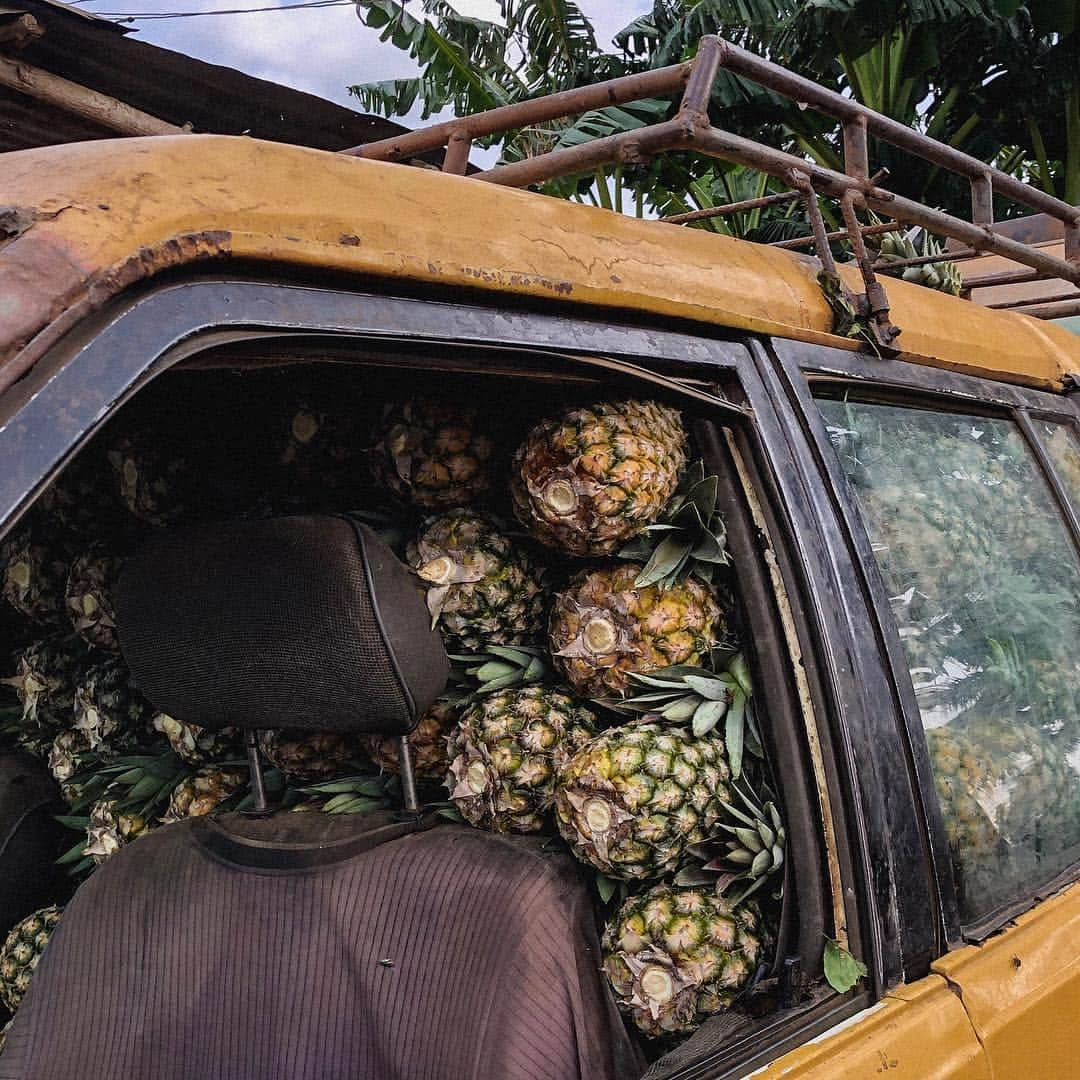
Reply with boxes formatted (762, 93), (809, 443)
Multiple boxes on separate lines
(343, 36), (1080, 352)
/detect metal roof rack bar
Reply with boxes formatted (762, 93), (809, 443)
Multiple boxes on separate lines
(341, 62), (694, 167)
(348, 35), (1080, 338)
(661, 189), (802, 224)
(985, 291), (1080, 311)
(773, 219), (900, 251)
(1012, 299), (1080, 320)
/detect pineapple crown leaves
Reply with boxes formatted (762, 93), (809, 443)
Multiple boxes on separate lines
(446, 644), (551, 701)
(617, 460), (730, 591)
(869, 214), (963, 298)
(295, 772), (393, 815)
(64, 749), (196, 820)
(817, 272), (882, 359)
(612, 652), (760, 778)
(675, 778), (785, 905)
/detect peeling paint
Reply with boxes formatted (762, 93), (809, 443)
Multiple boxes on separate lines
(0, 230), (231, 396)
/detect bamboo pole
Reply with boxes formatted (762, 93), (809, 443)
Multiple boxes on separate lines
(0, 55), (187, 137)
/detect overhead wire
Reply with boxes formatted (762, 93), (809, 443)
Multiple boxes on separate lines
(94, 0), (354, 19)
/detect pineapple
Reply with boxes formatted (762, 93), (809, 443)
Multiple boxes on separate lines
(4, 634), (88, 732)
(83, 799), (150, 864)
(549, 565), (726, 700)
(47, 728), (94, 786)
(927, 717), (1078, 868)
(0, 905), (62, 1015)
(875, 225), (963, 296)
(72, 657), (149, 751)
(512, 400), (687, 556)
(448, 686), (596, 833)
(107, 433), (191, 526)
(1, 525), (69, 624)
(603, 885), (763, 1037)
(365, 699), (461, 782)
(259, 729), (357, 782)
(65, 545), (122, 653)
(161, 766), (247, 823)
(409, 511), (547, 651)
(279, 402), (360, 495)
(36, 446), (124, 539)
(371, 399), (494, 509)
(152, 713), (242, 765)
(555, 721), (730, 880)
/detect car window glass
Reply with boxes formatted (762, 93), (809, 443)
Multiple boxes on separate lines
(817, 398), (1080, 925)
(1037, 419), (1080, 509)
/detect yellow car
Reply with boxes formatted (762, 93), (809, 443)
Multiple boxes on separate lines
(0, 37), (1077, 1080)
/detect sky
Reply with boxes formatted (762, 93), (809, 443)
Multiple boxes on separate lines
(79, 0), (636, 119)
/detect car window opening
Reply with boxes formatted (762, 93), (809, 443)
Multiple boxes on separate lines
(0, 351), (840, 1079)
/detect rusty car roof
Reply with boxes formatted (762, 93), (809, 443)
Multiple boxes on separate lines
(1, 135), (1078, 394)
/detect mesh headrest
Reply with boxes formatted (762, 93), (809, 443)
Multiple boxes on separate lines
(117, 515), (448, 735)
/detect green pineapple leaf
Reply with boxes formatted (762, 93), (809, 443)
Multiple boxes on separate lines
(823, 937), (867, 993)
(683, 673), (734, 701)
(56, 837), (90, 865)
(725, 688), (747, 779)
(692, 698), (728, 737)
(619, 459), (728, 589)
(595, 872), (618, 904)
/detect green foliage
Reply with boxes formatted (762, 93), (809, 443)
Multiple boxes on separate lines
(350, 0), (1079, 227)
(823, 937), (867, 992)
(820, 399), (1080, 738)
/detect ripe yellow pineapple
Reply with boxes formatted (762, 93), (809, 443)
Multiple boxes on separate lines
(259, 729), (358, 782)
(512, 399), (687, 556)
(0, 905), (62, 1015)
(549, 564), (726, 700)
(447, 686), (596, 832)
(161, 766), (247, 823)
(555, 720), (731, 880)
(1, 526), (69, 625)
(409, 510), (547, 651)
(152, 713), (242, 766)
(83, 800), (150, 864)
(65, 545), (122, 653)
(603, 885), (763, 1037)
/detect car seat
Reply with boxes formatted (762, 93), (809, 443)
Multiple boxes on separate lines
(0, 515), (643, 1080)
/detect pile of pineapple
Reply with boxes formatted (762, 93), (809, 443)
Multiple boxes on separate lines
(0, 380), (786, 1046)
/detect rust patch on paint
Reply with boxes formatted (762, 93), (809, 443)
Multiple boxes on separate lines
(0, 230), (232, 397)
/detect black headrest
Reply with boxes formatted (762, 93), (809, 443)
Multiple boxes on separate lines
(117, 515), (447, 735)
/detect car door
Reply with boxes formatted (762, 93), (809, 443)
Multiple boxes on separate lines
(761, 336), (1080, 1079)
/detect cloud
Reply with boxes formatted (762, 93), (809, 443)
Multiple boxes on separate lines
(102, 0), (636, 123)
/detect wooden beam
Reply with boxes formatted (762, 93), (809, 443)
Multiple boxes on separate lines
(0, 54), (188, 136)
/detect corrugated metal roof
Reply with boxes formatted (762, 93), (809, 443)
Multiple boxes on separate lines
(0, 0), (414, 152)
